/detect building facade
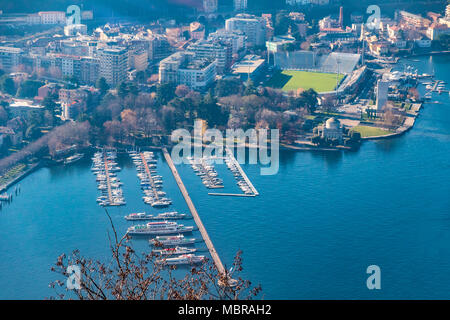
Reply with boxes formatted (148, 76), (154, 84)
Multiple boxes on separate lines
(97, 47), (128, 87)
(225, 14), (266, 47)
(159, 51), (216, 90)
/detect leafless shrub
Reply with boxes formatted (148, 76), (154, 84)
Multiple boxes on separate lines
(50, 211), (261, 300)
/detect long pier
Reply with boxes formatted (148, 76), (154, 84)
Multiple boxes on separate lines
(225, 148), (259, 196)
(162, 148), (225, 275)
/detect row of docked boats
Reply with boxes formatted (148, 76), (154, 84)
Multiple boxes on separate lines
(151, 235), (204, 265)
(225, 157), (254, 195)
(92, 151), (125, 206)
(128, 150), (172, 208)
(126, 218), (205, 265)
(189, 157), (224, 189)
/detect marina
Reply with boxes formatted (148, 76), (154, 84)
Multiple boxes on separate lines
(128, 150), (172, 208)
(92, 151), (125, 207)
(225, 148), (259, 196)
(189, 157), (224, 189)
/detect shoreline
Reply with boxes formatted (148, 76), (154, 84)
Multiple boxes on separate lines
(0, 162), (41, 193)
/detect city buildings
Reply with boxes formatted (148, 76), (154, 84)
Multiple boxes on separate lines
(225, 14), (266, 47)
(0, 47), (21, 72)
(38, 11), (66, 25)
(207, 29), (247, 56)
(231, 54), (265, 82)
(397, 10), (431, 28)
(234, 0), (248, 12)
(203, 0), (218, 13)
(187, 40), (232, 74)
(159, 51), (216, 90)
(64, 24), (88, 36)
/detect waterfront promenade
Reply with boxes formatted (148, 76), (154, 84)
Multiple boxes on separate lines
(162, 147), (226, 275)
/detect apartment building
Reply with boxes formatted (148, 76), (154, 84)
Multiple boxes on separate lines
(159, 51), (216, 90)
(97, 47), (128, 87)
(225, 14), (266, 47)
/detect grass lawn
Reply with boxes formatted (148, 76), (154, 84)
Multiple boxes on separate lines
(267, 70), (344, 93)
(350, 125), (392, 138)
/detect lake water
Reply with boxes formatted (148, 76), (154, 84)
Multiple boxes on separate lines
(0, 55), (449, 299)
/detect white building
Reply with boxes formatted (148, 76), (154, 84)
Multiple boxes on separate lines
(64, 24), (88, 36)
(130, 50), (148, 71)
(0, 46), (21, 72)
(318, 118), (343, 141)
(376, 79), (390, 111)
(208, 29), (246, 55)
(203, 0), (218, 13)
(187, 40), (231, 74)
(38, 11), (66, 25)
(234, 0), (247, 11)
(159, 51), (216, 90)
(97, 47), (128, 87)
(225, 14), (266, 47)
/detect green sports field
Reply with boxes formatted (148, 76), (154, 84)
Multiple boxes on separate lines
(267, 70), (344, 93)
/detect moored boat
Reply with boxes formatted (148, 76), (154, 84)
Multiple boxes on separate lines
(153, 246), (197, 255)
(156, 254), (205, 265)
(127, 221), (194, 235)
(125, 212), (187, 221)
(150, 234), (196, 246)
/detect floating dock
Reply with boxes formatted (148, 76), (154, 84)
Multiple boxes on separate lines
(225, 148), (259, 196)
(140, 152), (160, 201)
(103, 152), (114, 205)
(208, 192), (256, 197)
(162, 148), (225, 275)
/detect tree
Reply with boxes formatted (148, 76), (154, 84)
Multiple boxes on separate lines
(0, 76), (16, 96)
(175, 84), (191, 98)
(50, 211), (261, 300)
(118, 82), (129, 99)
(156, 83), (176, 106)
(96, 77), (110, 95)
(16, 80), (44, 98)
(214, 79), (243, 97)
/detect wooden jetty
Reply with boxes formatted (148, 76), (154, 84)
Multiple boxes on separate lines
(162, 148), (226, 275)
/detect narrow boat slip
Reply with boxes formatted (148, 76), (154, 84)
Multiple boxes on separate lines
(128, 150), (172, 208)
(92, 150), (125, 207)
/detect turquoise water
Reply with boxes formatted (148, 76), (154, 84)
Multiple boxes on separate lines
(0, 55), (449, 299)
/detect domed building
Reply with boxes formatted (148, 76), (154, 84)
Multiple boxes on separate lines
(318, 117), (343, 141)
